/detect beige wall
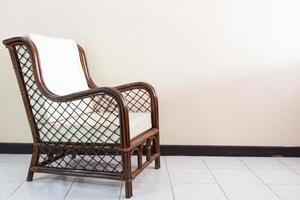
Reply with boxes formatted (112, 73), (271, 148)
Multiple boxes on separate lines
(1, 0), (300, 146)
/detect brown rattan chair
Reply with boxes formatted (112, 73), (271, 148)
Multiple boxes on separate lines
(3, 34), (160, 198)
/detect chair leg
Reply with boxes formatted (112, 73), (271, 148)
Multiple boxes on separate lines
(123, 151), (133, 198)
(155, 157), (161, 169)
(146, 138), (152, 161)
(125, 181), (133, 198)
(26, 170), (34, 182)
(154, 133), (161, 169)
(138, 145), (143, 169)
(27, 147), (39, 181)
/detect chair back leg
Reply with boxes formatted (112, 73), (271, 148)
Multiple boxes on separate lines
(154, 133), (161, 169)
(155, 157), (161, 169)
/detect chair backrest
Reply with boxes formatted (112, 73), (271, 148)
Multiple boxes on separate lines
(28, 34), (89, 96)
(28, 34), (92, 123)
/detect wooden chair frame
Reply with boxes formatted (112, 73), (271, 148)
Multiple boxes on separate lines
(3, 37), (160, 198)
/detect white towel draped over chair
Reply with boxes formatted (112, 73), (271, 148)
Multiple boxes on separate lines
(29, 34), (89, 96)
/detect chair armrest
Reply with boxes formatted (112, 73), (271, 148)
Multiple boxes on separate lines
(52, 87), (127, 104)
(115, 82), (159, 129)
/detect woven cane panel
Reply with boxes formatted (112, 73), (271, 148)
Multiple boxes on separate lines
(122, 88), (151, 113)
(15, 44), (122, 174)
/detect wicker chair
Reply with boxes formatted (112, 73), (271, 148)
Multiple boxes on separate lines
(3, 34), (160, 198)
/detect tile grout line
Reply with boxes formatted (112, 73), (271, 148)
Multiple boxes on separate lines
(119, 181), (123, 200)
(62, 177), (76, 200)
(0, 155), (10, 163)
(276, 158), (300, 176)
(238, 157), (282, 200)
(5, 180), (26, 200)
(164, 157), (176, 200)
(201, 158), (230, 200)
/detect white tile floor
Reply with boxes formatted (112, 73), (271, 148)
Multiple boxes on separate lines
(1, 155), (300, 199)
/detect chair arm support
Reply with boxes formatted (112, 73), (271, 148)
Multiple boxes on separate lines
(115, 82), (159, 129)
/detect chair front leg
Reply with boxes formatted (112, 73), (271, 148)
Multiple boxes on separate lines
(27, 145), (39, 181)
(123, 151), (133, 198)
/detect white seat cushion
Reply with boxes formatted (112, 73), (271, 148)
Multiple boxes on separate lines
(42, 112), (152, 143)
(28, 33), (89, 96)
(127, 112), (152, 138)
